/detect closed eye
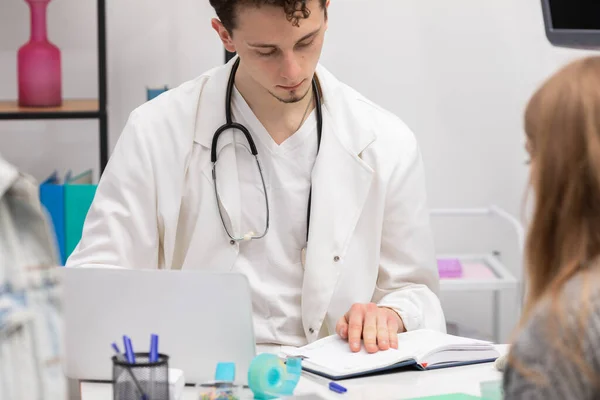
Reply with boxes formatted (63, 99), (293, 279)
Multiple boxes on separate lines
(257, 48), (277, 57)
(296, 40), (314, 49)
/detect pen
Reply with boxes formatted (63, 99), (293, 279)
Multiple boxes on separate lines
(304, 371), (348, 395)
(329, 381), (347, 394)
(150, 334), (159, 363)
(111, 343), (148, 400)
(123, 335), (136, 364)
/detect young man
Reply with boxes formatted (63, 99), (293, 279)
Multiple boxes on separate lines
(67, 0), (446, 353)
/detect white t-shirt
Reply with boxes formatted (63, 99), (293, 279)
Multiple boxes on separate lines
(227, 87), (318, 347)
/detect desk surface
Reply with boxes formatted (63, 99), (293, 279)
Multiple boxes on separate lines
(81, 345), (507, 400)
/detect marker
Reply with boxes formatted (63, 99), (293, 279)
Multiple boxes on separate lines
(150, 334), (159, 363)
(329, 382), (347, 394)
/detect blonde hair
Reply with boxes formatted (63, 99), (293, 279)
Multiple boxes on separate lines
(508, 56), (600, 387)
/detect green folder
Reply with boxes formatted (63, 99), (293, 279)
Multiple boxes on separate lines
(408, 395), (482, 400)
(64, 169), (97, 259)
(407, 380), (501, 400)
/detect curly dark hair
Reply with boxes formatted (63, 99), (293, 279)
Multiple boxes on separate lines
(209, 0), (327, 32)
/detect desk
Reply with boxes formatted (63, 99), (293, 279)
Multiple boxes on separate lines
(81, 346), (507, 400)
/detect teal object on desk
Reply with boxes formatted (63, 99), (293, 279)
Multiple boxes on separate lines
(215, 362), (236, 381)
(248, 354), (302, 399)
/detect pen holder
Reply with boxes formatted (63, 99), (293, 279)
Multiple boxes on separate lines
(112, 353), (169, 400)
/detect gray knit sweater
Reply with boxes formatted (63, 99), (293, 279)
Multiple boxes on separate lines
(503, 274), (600, 399)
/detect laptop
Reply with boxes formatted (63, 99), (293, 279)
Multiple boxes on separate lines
(61, 267), (256, 385)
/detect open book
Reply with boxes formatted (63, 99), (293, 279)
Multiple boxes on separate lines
(282, 329), (500, 380)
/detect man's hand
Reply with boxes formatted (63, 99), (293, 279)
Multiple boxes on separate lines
(335, 303), (406, 353)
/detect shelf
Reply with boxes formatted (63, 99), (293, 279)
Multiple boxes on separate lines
(0, 99), (101, 120)
(0, 0), (109, 173)
(438, 253), (519, 292)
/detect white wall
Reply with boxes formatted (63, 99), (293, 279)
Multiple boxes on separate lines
(318, 0), (591, 341)
(0, 0), (592, 341)
(0, 0), (224, 182)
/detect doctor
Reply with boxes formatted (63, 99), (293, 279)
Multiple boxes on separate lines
(67, 0), (446, 353)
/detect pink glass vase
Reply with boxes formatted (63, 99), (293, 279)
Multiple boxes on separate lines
(18, 0), (62, 107)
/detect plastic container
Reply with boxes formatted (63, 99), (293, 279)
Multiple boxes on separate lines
(437, 258), (463, 279)
(197, 362), (241, 400)
(197, 382), (241, 400)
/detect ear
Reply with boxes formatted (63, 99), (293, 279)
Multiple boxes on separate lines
(324, 0), (330, 27)
(211, 18), (236, 53)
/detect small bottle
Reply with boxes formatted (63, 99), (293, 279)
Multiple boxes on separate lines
(197, 362), (240, 400)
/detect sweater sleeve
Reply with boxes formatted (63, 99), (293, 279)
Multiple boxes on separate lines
(503, 277), (600, 400)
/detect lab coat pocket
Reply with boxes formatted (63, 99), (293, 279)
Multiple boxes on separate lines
(179, 190), (238, 271)
(181, 227), (238, 271)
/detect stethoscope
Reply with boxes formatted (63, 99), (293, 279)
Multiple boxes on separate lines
(211, 57), (323, 255)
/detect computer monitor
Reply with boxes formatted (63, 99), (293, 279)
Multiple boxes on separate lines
(541, 0), (600, 49)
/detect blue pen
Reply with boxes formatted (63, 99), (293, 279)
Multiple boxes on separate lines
(123, 335), (136, 364)
(329, 382), (347, 394)
(150, 334), (159, 363)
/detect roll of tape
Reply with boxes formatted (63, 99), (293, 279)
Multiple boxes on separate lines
(247, 354), (301, 400)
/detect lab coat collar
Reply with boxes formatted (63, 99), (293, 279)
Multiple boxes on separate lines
(193, 56), (376, 156)
(193, 59), (233, 149)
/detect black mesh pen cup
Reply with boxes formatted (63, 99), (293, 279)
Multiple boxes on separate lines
(112, 353), (169, 400)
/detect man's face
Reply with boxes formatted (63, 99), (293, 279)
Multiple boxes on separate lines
(215, 0), (328, 104)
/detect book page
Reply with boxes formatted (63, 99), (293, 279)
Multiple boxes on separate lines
(398, 330), (494, 362)
(284, 335), (417, 375)
(284, 330), (495, 376)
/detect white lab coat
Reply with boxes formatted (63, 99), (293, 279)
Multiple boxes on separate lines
(66, 58), (446, 342)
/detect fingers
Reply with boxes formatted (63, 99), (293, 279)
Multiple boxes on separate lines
(387, 312), (399, 349)
(363, 303), (379, 353)
(336, 315), (349, 340)
(347, 305), (365, 352)
(377, 309), (390, 351)
(342, 304), (404, 354)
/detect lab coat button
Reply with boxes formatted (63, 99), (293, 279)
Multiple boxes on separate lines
(309, 328), (315, 334)
(333, 256), (340, 262)
(229, 240), (235, 245)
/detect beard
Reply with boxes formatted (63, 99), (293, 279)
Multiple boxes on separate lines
(268, 85), (311, 104)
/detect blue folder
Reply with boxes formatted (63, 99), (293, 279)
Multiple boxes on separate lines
(39, 171), (66, 265)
